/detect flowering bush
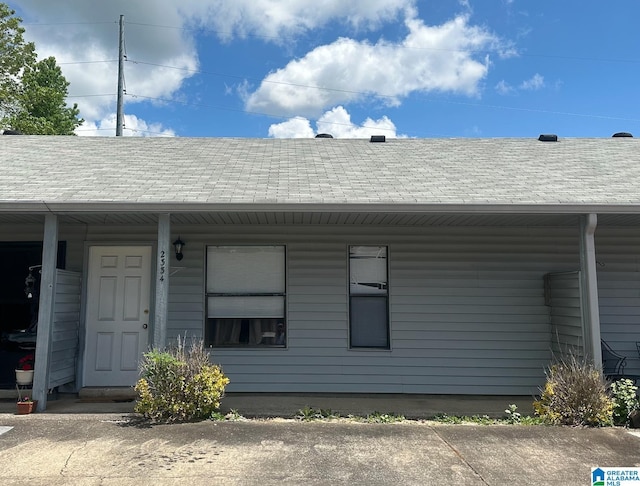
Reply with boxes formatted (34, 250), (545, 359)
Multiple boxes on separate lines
(17, 353), (35, 370)
(134, 336), (229, 422)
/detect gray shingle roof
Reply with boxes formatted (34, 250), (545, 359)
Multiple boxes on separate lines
(1, 136), (639, 213)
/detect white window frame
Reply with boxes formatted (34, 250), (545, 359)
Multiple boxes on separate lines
(349, 245), (390, 349)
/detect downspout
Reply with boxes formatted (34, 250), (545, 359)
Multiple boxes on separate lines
(579, 213), (601, 368)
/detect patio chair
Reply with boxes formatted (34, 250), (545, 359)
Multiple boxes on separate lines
(601, 339), (626, 380)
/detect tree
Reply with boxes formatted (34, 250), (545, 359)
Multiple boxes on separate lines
(0, 3), (36, 119)
(5, 56), (84, 134)
(0, 3), (83, 134)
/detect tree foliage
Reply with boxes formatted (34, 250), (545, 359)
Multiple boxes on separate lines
(5, 57), (84, 134)
(0, 3), (36, 119)
(0, 4), (83, 134)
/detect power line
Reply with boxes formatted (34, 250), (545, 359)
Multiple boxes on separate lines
(124, 93), (399, 133)
(124, 91), (640, 129)
(67, 94), (116, 98)
(23, 21), (116, 26)
(41, 17), (640, 135)
(75, 126), (172, 136)
(57, 60), (118, 65)
(125, 21), (640, 64)
(126, 59), (387, 99)
(123, 59), (640, 124)
(22, 19), (640, 65)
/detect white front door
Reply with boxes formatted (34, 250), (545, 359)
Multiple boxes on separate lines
(84, 246), (152, 387)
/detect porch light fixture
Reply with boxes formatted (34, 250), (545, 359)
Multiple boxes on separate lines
(173, 237), (185, 261)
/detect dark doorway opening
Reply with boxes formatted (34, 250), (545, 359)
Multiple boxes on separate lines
(0, 241), (66, 388)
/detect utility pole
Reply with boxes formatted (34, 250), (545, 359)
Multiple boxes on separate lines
(116, 14), (125, 136)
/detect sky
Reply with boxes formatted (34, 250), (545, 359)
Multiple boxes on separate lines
(11, 0), (640, 139)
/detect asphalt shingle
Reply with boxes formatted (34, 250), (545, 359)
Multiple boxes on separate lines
(0, 136), (639, 211)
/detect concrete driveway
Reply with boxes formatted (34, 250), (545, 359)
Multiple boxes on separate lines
(0, 412), (639, 485)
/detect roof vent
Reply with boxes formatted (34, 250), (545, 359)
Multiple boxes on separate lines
(538, 134), (558, 142)
(315, 133), (333, 138)
(612, 132), (633, 138)
(370, 135), (386, 143)
(2, 129), (22, 135)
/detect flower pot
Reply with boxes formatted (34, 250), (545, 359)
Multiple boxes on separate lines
(16, 400), (37, 415)
(15, 369), (34, 385)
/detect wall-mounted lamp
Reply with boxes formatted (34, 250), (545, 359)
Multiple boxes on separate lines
(173, 237), (185, 261)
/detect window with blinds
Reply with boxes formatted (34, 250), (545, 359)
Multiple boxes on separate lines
(206, 246), (286, 347)
(349, 245), (389, 349)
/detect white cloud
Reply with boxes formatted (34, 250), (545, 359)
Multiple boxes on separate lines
(246, 14), (504, 117)
(520, 73), (545, 90)
(76, 113), (175, 137)
(495, 80), (515, 95)
(268, 106), (402, 139)
(496, 73), (546, 95)
(180, 0), (413, 40)
(16, 0), (414, 135)
(268, 117), (315, 138)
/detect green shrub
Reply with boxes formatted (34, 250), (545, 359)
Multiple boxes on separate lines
(533, 355), (613, 427)
(610, 378), (640, 426)
(134, 336), (229, 422)
(504, 404), (522, 424)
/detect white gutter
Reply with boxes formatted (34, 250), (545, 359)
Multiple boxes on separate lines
(3, 201), (640, 215)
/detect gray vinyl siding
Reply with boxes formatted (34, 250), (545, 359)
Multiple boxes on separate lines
(50, 270), (81, 388)
(545, 272), (585, 359)
(165, 225), (580, 395)
(596, 227), (640, 376)
(2, 222), (593, 395)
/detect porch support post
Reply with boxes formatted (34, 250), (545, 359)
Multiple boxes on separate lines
(579, 213), (601, 368)
(154, 213), (170, 348)
(33, 214), (58, 412)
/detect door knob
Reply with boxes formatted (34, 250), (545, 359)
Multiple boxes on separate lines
(142, 323), (148, 329)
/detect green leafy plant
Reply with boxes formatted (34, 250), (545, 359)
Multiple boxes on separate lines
(533, 355), (613, 427)
(295, 406), (339, 421)
(210, 409), (246, 421)
(433, 413), (464, 424)
(364, 411), (405, 423)
(134, 336), (229, 423)
(610, 378), (640, 426)
(295, 406), (321, 421)
(504, 404), (522, 424)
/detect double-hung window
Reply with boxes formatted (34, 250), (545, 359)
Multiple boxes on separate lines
(206, 245), (286, 347)
(349, 245), (389, 348)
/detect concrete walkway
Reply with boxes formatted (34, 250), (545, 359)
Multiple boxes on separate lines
(0, 409), (639, 485)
